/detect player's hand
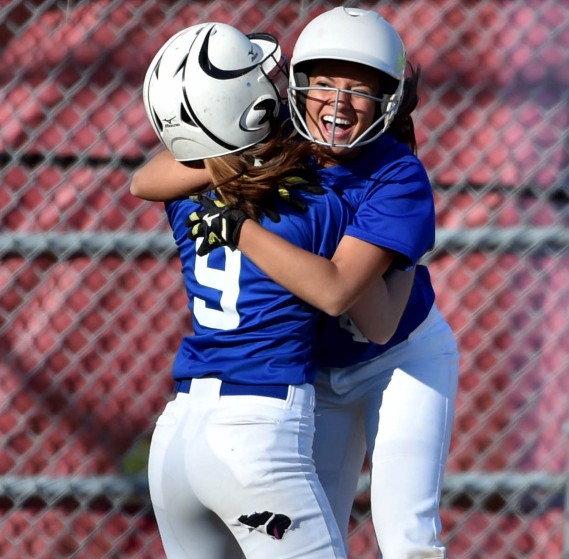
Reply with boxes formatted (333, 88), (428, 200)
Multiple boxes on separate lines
(186, 194), (249, 257)
(269, 174), (325, 218)
(280, 174), (325, 210)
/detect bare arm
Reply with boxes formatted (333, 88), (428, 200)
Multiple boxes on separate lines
(238, 220), (395, 317)
(347, 267), (415, 344)
(130, 149), (211, 201)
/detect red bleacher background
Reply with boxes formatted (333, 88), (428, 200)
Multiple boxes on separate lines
(1, 1), (567, 558)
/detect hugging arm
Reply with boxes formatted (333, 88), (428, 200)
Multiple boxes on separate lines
(239, 218), (402, 309)
(237, 221), (412, 343)
(348, 267), (415, 344)
(130, 149), (211, 201)
(187, 199), (414, 343)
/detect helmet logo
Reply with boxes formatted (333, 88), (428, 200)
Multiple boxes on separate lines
(248, 47), (259, 62)
(239, 98), (276, 132)
(199, 27), (260, 79)
(163, 116), (177, 126)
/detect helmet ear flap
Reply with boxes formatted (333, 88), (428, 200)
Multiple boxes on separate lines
(380, 72), (400, 96)
(294, 67), (310, 89)
(253, 97), (278, 125)
(288, 61), (310, 130)
(241, 95), (278, 130)
(377, 70), (403, 117)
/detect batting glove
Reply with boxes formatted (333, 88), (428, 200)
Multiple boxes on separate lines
(186, 194), (249, 257)
(277, 174), (324, 212)
(262, 174), (325, 222)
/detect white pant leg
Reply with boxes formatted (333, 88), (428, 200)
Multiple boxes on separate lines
(369, 307), (459, 559)
(149, 379), (346, 559)
(314, 306), (459, 559)
(148, 396), (245, 559)
(312, 372), (369, 546)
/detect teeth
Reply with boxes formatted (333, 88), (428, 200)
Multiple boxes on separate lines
(322, 115), (350, 126)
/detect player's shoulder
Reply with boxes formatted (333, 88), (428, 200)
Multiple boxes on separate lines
(301, 181), (347, 219)
(362, 143), (430, 195)
(358, 135), (424, 174)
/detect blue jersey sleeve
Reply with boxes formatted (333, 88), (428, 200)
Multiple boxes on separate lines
(313, 136), (437, 368)
(345, 153), (435, 268)
(321, 136), (435, 269)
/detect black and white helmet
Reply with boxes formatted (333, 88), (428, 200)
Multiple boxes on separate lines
(288, 7), (406, 148)
(143, 23), (284, 161)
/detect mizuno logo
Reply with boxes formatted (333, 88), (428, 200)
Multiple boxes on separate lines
(162, 116), (180, 128)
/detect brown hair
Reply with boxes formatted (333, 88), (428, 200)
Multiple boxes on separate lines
(387, 63), (421, 155)
(204, 126), (316, 221)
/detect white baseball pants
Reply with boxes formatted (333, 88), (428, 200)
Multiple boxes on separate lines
(148, 378), (346, 559)
(313, 305), (459, 559)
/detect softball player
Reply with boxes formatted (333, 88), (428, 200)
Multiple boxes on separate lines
(139, 21), (411, 559)
(141, 23), (348, 559)
(186, 9), (460, 559)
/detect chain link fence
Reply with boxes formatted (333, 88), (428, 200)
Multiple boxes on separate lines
(1, 0), (568, 557)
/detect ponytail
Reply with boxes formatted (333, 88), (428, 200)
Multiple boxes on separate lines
(388, 64), (421, 154)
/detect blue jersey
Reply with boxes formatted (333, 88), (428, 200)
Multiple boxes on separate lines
(314, 135), (436, 368)
(167, 186), (351, 386)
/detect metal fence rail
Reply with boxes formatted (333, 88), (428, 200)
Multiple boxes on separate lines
(2, 226), (569, 259)
(0, 471), (565, 507)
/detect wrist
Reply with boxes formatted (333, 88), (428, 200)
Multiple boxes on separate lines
(236, 218), (255, 248)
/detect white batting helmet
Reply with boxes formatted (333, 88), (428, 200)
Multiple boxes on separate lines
(288, 7), (406, 148)
(143, 23), (284, 161)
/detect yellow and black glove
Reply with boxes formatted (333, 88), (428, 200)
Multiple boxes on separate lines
(186, 195), (249, 257)
(268, 175), (325, 219)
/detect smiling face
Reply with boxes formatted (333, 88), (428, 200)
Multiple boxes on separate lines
(303, 59), (382, 164)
